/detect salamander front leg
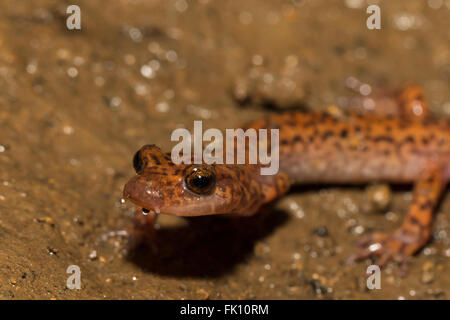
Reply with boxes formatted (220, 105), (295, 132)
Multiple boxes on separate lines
(125, 208), (159, 254)
(348, 164), (446, 275)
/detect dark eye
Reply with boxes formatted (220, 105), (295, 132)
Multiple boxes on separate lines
(184, 165), (216, 195)
(133, 150), (145, 174)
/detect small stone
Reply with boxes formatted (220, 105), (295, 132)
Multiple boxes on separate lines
(365, 184), (392, 212)
(196, 288), (210, 300)
(421, 271), (434, 284)
(313, 226), (329, 237)
(89, 250), (98, 260)
(422, 261), (434, 272)
(47, 247), (58, 255)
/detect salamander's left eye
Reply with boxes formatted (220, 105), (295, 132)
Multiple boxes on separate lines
(133, 150), (145, 174)
(184, 165), (216, 195)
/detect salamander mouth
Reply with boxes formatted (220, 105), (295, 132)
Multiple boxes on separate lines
(122, 194), (162, 215)
(140, 207), (160, 215)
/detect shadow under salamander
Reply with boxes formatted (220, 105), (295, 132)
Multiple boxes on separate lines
(127, 209), (289, 278)
(127, 182), (444, 278)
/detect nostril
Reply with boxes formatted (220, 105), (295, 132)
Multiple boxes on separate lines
(133, 150), (144, 174)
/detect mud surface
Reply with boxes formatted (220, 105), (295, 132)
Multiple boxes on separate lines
(0, 0), (449, 299)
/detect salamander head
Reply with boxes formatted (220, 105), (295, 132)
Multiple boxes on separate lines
(123, 144), (252, 216)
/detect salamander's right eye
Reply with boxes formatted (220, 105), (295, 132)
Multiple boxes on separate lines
(133, 150), (145, 174)
(184, 165), (216, 195)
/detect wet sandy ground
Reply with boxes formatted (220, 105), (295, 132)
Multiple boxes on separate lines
(0, 0), (449, 299)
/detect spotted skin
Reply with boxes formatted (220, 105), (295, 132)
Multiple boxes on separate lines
(123, 85), (449, 268)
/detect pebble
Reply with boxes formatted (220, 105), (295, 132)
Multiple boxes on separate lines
(365, 184), (392, 212)
(89, 250), (98, 260)
(421, 271), (435, 284)
(421, 261), (435, 284)
(313, 226), (329, 237)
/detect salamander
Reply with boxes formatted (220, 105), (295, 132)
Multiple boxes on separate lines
(123, 85), (449, 268)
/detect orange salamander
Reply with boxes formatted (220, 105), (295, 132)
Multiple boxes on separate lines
(123, 85), (449, 268)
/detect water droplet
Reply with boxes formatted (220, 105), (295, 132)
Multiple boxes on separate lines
(63, 125), (74, 135)
(140, 65), (154, 79)
(94, 76), (105, 87)
(128, 27), (143, 42)
(156, 102), (170, 113)
(252, 54), (264, 66)
(67, 67), (78, 78)
(359, 84), (372, 96)
(26, 61), (38, 74)
(165, 50), (178, 62)
(109, 97), (122, 108)
(174, 0), (188, 12)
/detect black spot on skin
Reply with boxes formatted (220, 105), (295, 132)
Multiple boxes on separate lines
(321, 130), (334, 141)
(424, 175), (435, 184)
(149, 172), (168, 176)
(164, 154), (173, 162)
(293, 135), (304, 143)
(150, 154), (161, 165)
(419, 200), (434, 211)
(340, 129), (348, 138)
(408, 216), (421, 226)
(402, 136), (415, 145)
(285, 120), (297, 127)
(181, 167), (190, 176)
(422, 137), (430, 145)
(373, 136), (394, 143)
(414, 92), (423, 100)
(268, 121), (280, 129)
(304, 121), (315, 128)
(280, 139), (289, 145)
(360, 145), (369, 152)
